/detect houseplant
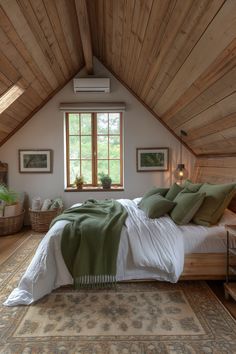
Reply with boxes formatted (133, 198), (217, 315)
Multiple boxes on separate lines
(0, 184), (20, 217)
(99, 172), (112, 189)
(74, 175), (85, 190)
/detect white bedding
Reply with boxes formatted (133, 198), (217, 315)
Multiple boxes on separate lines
(180, 208), (236, 254)
(4, 198), (184, 306)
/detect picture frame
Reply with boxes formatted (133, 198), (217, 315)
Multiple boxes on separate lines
(19, 149), (52, 173)
(0, 161), (8, 186)
(136, 147), (169, 172)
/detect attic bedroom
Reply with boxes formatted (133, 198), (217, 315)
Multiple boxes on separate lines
(0, 0), (236, 352)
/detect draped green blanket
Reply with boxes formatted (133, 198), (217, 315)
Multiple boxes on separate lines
(51, 199), (128, 288)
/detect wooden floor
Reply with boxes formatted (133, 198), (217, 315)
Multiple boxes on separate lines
(0, 229), (236, 319)
(0, 227), (34, 265)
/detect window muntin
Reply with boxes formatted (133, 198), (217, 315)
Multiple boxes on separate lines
(66, 112), (123, 188)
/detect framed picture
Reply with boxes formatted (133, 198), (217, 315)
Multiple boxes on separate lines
(136, 148), (169, 172)
(19, 149), (52, 173)
(0, 162), (8, 186)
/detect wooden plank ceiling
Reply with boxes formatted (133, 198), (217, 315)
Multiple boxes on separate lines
(0, 0), (236, 157)
(0, 0), (84, 145)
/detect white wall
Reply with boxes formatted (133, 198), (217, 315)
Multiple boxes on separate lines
(0, 58), (195, 209)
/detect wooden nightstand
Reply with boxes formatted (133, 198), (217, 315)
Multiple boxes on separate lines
(224, 225), (236, 301)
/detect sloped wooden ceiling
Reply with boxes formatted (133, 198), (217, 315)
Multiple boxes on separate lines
(0, 0), (84, 145)
(0, 0), (236, 157)
(88, 0), (236, 156)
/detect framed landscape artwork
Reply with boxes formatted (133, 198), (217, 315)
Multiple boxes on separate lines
(19, 149), (52, 173)
(136, 148), (169, 172)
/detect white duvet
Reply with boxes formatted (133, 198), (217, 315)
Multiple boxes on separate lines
(4, 199), (184, 306)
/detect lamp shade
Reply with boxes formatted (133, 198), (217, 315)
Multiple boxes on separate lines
(174, 164), (188, 181)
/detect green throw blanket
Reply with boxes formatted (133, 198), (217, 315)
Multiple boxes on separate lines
(51, 199), (128, 288)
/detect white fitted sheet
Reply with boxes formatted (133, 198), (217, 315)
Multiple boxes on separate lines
(179, 209), (236, 254)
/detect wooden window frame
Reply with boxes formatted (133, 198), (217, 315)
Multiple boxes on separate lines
(65, 112), (123, 190)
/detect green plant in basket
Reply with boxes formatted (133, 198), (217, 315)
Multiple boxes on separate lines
(0, 184), (19, 205)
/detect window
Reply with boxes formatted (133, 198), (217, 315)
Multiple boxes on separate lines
(0, 83), (25, 114)
(65, 112), (123, 189)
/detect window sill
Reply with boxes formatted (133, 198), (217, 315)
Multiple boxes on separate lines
(65, 187), (124, 192)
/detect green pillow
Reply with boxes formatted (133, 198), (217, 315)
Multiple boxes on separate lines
(170, 190), (206, 225)
(139, 187), (169, 208)
(165, 183), (183, 201)
(139, 194), (176, 219)
(184, 179), (202, 192)
(193, 183), (236, 226)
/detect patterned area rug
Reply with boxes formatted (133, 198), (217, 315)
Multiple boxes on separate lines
(0, 235), (236, 353)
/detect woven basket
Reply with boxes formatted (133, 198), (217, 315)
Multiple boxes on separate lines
(29, 208), (62, 233)
(0, 210), (25, 236)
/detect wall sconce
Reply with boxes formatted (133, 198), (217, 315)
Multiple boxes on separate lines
(174, 130), (188, 184)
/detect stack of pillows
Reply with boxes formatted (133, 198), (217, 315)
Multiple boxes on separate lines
(138, 180), (236, 226)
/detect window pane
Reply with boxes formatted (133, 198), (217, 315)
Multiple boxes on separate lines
(97, 160), (108, 183)
(109, 136), (120, 159)
(97, 136), (108, 159)
(81, 160), (92, 184)
(109, 113), (120, 134)
(69, 114), (80, 135)
(97, 113), (108, 134)
(67, 111), (123, 188)
(70, 160), (80, 185)
(81, 136), (92, 159)
(81, 113), (92, 135)
(69, 136), (80, 159)
(110, 160), (120, 184)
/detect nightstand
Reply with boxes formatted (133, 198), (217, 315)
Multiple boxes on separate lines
(224, 225), (236, 301)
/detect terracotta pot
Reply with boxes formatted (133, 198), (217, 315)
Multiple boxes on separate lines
(102, 183), (111, 189)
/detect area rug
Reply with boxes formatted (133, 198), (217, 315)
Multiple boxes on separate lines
(0, 235), (236, 353)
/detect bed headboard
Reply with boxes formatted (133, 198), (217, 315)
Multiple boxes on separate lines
(192, 156), (236, 213)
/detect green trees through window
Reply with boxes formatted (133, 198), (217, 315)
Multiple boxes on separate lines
(66, 112), (123, 188)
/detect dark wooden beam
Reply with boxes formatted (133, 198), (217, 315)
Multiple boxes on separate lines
(75, 0), (93, 74)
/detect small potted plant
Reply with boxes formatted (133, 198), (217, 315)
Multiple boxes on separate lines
(74, 175), (85, 190)
(0, 184), (20, 217)
(99, 172), (112, 189)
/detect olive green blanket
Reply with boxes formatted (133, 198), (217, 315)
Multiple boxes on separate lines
(51, 199), (128, 288)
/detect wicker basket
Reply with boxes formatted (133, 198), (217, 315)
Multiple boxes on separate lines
(29, 208), (62, 233)
(0, 210), (25, 236)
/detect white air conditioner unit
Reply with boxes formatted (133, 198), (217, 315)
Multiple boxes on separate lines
(73, 78), (110, 93)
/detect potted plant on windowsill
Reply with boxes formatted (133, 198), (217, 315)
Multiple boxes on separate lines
(0, 184), (20, 217)
(74, 175), (85, 190)
(99, 172), (112, 190)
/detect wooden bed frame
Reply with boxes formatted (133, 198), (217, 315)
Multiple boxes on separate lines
(179, 156), (236, 280)
(181, 254), (227, 280)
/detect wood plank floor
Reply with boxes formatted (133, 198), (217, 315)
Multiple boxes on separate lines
(0, 229), (236, 319)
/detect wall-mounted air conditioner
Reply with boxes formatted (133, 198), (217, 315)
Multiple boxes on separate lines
(73, 78), (110, 93)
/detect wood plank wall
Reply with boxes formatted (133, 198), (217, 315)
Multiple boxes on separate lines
(193, 156), (236, 212)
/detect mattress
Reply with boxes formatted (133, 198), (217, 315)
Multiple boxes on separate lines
(179, 208), (236, 254)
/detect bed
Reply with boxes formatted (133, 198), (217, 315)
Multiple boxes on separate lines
(184, 161), (236, 280)
(4, 196), (236, 306)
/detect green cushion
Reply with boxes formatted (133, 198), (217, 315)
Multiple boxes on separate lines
(139, 187), (169, 208)
(193, 183), (236, 226)
(139, 194), (176, 219)
(184, 179), (203, 192)
(165, 183), (183, 201)
(170, 190), (206, 225)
